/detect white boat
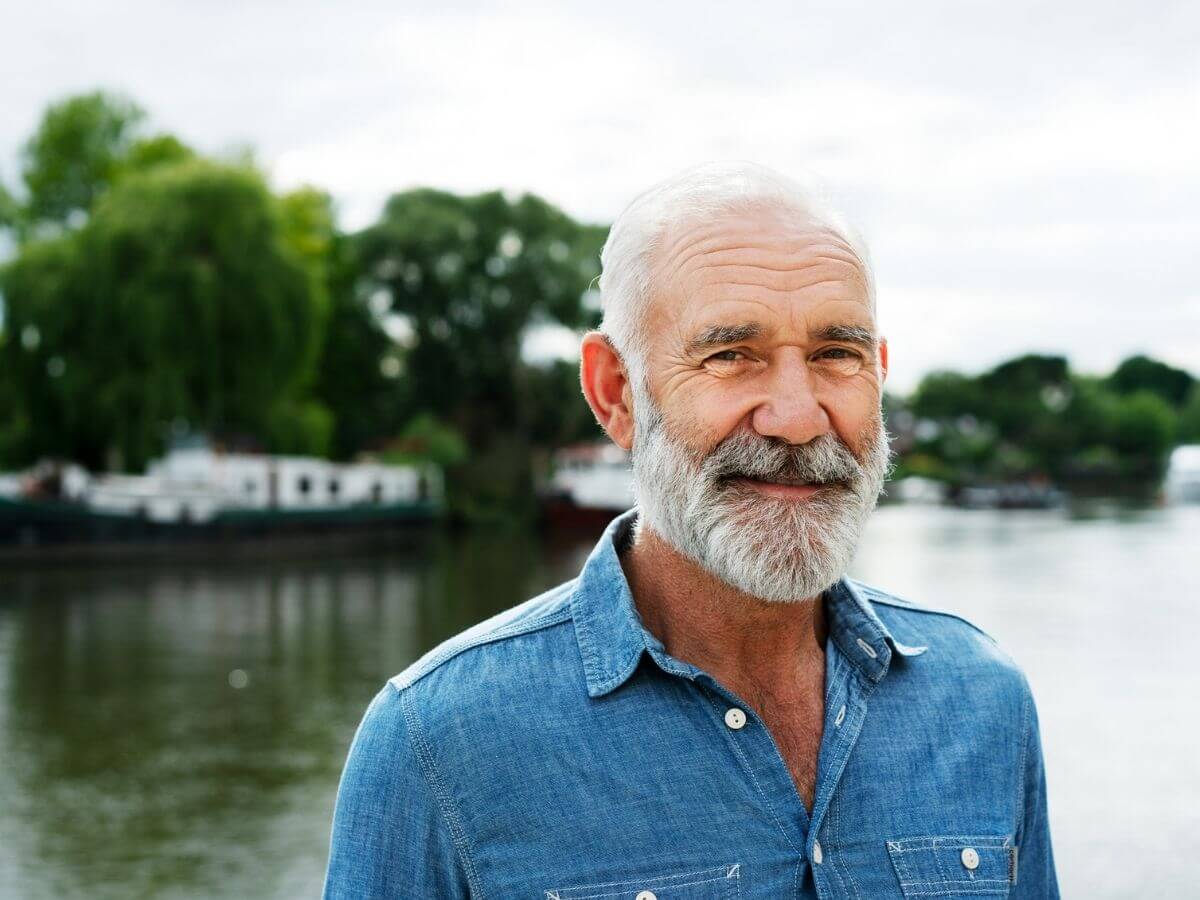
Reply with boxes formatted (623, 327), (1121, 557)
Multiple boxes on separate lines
(1165, 444), (1200, 504)
(541, 443), (635, 528)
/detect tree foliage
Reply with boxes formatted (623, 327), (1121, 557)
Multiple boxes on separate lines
(905, 353), (1187, 485)
(356, 188), (604, 440)
(354, 188), (605, 518)
(1, 160), (326, 470)
(20, 91), (145, 227)
(1106, 354), (1195, 409)
(1178, 385), (1200, 444)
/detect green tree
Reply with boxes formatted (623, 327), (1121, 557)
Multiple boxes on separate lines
(1111, 390), (1176, 476)
(1, 159), (325, 470)
(1106, 354), (1195, 409)
(0, 180), (18, 233)
(20, 91), (145, 227)
(116, 134), (196, 178)
(0, 330), (32, 466)
(282, 187), (408, 460)
(518, 359), (602, 450)
(355, 188), (605, 520)
(310, 268), (404, 460)
(1178, 385), (1200, 444)
(909, 371), (985, 421)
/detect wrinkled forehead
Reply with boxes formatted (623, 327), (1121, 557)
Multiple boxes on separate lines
(647, 208), (873, 322)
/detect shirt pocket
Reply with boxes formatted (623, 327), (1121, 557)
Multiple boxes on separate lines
(886, 835), (1015, 897)
(544, 863), (740, 900)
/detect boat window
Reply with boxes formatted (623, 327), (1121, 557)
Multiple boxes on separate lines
(298, 475), (311, 496)
(329, 478), (340, 497)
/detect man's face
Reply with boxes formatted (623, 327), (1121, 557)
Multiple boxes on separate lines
(628, 209), (891, 602)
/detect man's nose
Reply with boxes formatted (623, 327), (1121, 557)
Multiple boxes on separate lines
(749, 353), (831, 445)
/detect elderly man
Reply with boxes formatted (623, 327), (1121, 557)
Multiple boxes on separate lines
(323, 162), (1058, 898)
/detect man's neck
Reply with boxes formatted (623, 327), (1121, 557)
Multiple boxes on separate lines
(619, 521), (828, 695)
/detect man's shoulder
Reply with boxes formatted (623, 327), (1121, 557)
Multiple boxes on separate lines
(387, 577), (580, 696)
(846, 577), (1029, 682)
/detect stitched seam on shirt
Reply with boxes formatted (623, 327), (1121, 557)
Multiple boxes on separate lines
(889, 840), (915, 887)
(395, 608), (574, 689)
(549, 868), (720, 897)
(704, 692), (802, 858)
(559, 873), (728, 899)
(834, 795), (864, 900)
(860, 589), (1001, 646)
(572, 603), (617, 693)
(399, 686), (486, 899)
(889, 836), (1011, 849)
(824, 650), (861, 900)
(548, 867), (736, 900)
(818, 668), (878, 832)
(1014, 682), (1032, 847)
(825, 797), (850, 898)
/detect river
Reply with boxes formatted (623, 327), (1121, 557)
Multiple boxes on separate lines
(0, 503), (1195, 898)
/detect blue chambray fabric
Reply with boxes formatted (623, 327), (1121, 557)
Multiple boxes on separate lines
(324, 508), (1058, 899)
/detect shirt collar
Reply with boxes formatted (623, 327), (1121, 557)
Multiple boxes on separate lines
(570, 509), (649, 698)
(570, 508), (927, 698)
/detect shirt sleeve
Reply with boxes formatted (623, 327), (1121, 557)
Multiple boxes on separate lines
(1012, 686), (1059, 899)
(322, 683), (474, 899)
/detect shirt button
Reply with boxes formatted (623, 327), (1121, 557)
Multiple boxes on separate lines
(834, 704), (846, 727)
(724, 707), (747, 730)
(635, 892), (657, 900)
(961, 847), (980, 870)
(812, 840), (824, 865)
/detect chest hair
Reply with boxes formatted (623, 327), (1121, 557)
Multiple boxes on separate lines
(739, 669), (826, 812)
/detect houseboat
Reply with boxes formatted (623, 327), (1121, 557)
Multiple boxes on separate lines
(0, 435), (442, 552)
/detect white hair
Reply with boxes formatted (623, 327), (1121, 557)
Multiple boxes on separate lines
(598, 161), (875, 386)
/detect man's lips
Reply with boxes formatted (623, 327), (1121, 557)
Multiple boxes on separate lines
(726, 476), (842, 499)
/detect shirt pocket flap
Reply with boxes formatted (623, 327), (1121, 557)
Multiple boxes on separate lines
(545, 863), (740, 899)
(886, 835), (1015, 897)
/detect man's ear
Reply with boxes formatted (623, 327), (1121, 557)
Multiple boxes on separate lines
(580, 331), (635, 450)
(878, 336), (889, 384)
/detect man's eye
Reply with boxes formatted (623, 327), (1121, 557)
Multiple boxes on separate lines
(708, 350), (745, 363)
(815, 347), (866, 375)
(818, 347), (860, 360)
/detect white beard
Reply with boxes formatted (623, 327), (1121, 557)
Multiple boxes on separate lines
(629, 385), (893, 603)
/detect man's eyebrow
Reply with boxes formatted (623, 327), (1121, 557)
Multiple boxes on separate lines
(812, 324), (877, 349)
(685, 322), (764, 356)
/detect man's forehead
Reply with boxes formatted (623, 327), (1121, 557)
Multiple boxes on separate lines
(647, 211), (873, 332)
(653, 210), (863, 276)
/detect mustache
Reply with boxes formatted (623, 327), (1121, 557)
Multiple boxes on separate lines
(698, 430), (865, 488)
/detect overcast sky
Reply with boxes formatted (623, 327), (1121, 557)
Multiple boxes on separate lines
(4, 0), (1197, 392)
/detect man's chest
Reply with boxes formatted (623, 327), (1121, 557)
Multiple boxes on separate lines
(736, 671), (827, 813)
(757, 700), (825, 813)
(436, 669), (1023, 899)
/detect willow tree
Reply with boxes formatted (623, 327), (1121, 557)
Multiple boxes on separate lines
(19, 91), (146, 228)
(1, 160), (328, 470)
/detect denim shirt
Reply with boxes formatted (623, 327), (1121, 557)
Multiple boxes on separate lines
(324, 509), (1058, 898)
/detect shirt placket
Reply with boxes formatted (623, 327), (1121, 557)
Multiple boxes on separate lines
(648, 636), (874, 898)
(805, 644), (876, 899)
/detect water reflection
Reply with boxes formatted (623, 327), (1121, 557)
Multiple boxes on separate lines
(0, 531), (590, 899)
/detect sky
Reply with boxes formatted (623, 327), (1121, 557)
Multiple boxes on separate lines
(3, 0), (1197, 392)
